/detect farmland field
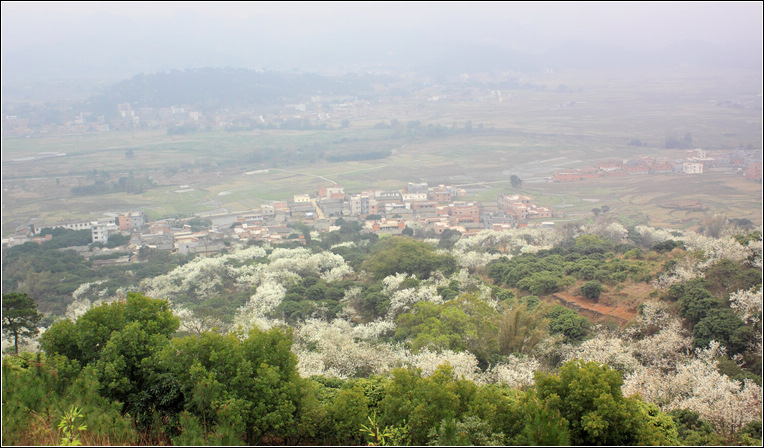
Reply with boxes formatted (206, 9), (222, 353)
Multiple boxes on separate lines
(2, 68), (761, 236)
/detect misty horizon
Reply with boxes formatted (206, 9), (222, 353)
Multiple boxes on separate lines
(2, 1), (762, 85)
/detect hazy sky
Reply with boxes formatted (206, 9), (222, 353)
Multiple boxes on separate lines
(2, 1), (762, 81)
(3, 1), (761, 46)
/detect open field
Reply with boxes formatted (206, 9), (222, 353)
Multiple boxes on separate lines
(2, 68), (761, 236)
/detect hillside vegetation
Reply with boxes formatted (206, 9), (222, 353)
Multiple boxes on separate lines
(2, 219), (762, 445)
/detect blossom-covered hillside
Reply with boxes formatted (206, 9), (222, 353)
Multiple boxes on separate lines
(3, 220), (762, 445)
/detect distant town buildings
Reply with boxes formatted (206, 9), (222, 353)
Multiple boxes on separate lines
(13, 177), (565, 253)
(552, 148), (731, 182)
(117, 211), (145, 231)
(499, 194), (554, 221)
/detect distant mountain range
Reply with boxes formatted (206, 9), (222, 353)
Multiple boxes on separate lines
(82, 68), (388, 117)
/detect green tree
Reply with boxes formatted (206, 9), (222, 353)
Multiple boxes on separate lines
(57, 405), (87, 446)
(395, 295), (499, 365)
(535, 360), (654, 445)
(362, 237), (456, 280)
(635, 401), (680, 445)
(517, 272), (563, 295)
(573, 235), (611, 254)
(668, 409), (723, 446)
(428, 415), (504, 446)
(150, 327), (303, 444)
(693, 308), (749, 355)
(546, 305), (591, 343)
(395, 301), (471, 354)
(498, 303), (549, 355)
(651, 239), (684, 253)
(2, 292), (42, 354)
(327, 386), (368, 444)
(438, 229), (463, 250)
(737, 420), (763, 446)
(510, 175), (522, 189)
(40, 292), (179, 367)
(38, 292), (180, 429)
(677, 283), (722, 325)
(379, 365), (474, 446)
(580, 281), (603, 301)
(703, 259), (762, 298)
(515, 398), (571, 446)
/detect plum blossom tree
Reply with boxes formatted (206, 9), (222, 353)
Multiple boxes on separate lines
(622, 341), (762, 440)
(485, 354), (541, 389)
(448, 247), (501, 271)
(745, 238), (762, 268)
(653, 253), (706, 290)
(562, 332), (641, 373)
(387, 284), (441, 320)
(729, 286), (762, 325)
(678, 232), (750, 267)
(579, 221), (629, 244)
(140, 244), (353, 316)
(633, 319), (694, 372)
(233, 280), (286, 332)
(454, 228), (562, 255)
(408, 348), (482, 383)
(292, 318), (406, 378)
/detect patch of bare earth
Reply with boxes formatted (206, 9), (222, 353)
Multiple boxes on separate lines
(550, 292), (637, 325)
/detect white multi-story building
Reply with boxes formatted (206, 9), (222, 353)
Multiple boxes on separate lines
(683, 162), (704, 174)
(91, 221), (109, 243)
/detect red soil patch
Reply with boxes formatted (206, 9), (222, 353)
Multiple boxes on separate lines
(551, 292), (637, 324)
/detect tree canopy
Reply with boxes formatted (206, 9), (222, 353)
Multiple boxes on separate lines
(362, 237), (457, 280)
(2, 292), (42, 354)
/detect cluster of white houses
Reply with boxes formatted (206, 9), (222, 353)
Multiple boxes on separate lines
(5, 181), (559, 256)
(29, 211), (146, 244)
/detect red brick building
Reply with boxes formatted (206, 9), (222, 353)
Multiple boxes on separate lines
(553, 170), (582, 182)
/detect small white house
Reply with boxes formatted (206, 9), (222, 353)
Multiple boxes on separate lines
(683, 162), (704, 174)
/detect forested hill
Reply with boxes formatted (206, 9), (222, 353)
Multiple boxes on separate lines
(2, 223), (762, 445)
(84, 68), (385, 117)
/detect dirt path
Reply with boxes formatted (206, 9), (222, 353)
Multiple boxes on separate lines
(551, 292), (637, 324)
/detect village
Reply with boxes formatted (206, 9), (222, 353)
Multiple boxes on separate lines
(1, 178), (561, 262)
(5, 141), (761, 263)
(553, 148), (762, 182)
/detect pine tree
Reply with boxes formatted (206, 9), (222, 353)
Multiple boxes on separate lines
(2, 292), (42, 354)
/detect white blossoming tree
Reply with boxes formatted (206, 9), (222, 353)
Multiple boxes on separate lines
(485, 354), (541, 389)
